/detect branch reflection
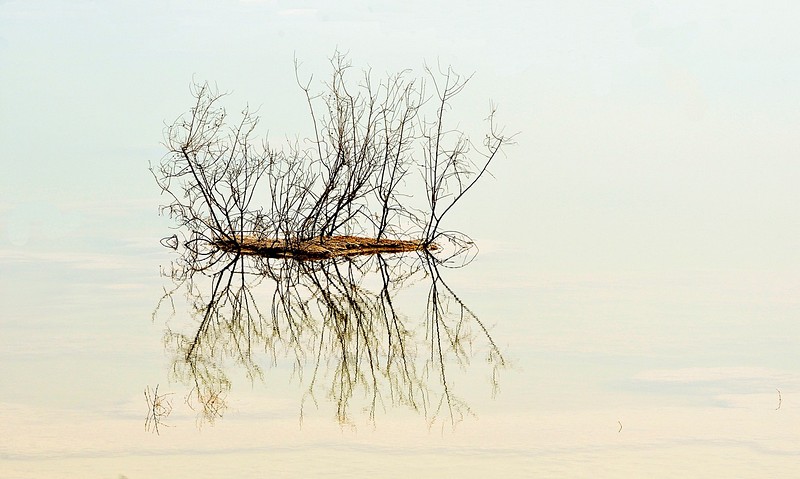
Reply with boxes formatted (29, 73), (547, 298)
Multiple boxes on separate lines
(155, 248), (505, 427)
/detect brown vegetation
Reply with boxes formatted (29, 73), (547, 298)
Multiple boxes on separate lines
(152, 53), (512, 266)
(213, 235), (438, 260)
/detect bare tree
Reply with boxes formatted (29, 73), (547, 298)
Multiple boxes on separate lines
(151, 52), (513, 263)
(150, 53), (512, 428)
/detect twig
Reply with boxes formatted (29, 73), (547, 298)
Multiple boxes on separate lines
(144, 384), (174, 435)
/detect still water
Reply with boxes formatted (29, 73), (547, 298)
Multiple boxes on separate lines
(2, 194), (800, 478)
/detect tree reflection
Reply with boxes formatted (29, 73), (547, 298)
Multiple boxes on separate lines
(154, 247), (505, 427)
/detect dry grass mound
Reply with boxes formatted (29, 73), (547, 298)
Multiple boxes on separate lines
(214, 235), (437, 260)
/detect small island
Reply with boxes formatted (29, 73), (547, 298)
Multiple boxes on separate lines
(213, 235), (437, 260)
